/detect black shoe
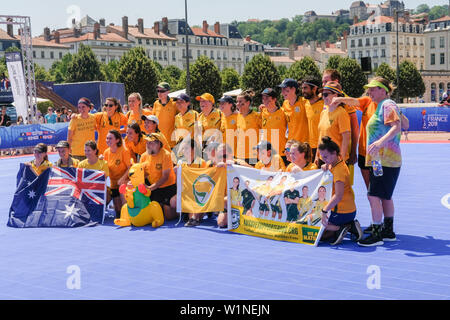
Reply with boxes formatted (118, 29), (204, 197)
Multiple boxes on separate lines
(349, 220), (363, 241)
(364, 224), (373, 234)
(182, 213), (189, 222)
(330, 225), (351, 246)
(382, 217), (396, 241)
(358, 224), (384, 247)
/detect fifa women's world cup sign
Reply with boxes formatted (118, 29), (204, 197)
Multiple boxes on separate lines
(226, 165), (333, 246)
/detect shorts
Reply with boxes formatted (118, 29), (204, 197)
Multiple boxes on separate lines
(328, 211), (356, 226)
(286, 205), (299, 221)
(110, 188), (120, 198)
(358, 155), (371, 170)
(270, 204), (282, 214)
(259, 203), (269, 212)
(150, 184), (177, 206)
(368, 166), (401, 200)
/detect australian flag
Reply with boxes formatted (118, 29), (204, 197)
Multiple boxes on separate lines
(8, 164), (107, 228)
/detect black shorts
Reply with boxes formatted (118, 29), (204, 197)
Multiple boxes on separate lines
(110, 188), (120, 198)
(150, 184), (177, 206)
(368, 166), (400, 200)
(281, 156), (289, 167)
(358, 155), (371, 170)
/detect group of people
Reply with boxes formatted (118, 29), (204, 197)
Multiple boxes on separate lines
(24, 72), (403, 247)
(0, 74), (10, 92)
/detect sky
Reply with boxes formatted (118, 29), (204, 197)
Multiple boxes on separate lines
(1, 0), (448, 36)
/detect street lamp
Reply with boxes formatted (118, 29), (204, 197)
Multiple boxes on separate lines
(395, 9), (400, 103)
(185, 0), (191, 96)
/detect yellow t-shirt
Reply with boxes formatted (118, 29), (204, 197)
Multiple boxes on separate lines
(199, 108), (222, 142)
(31, 160), (52, 176)
(298, 197), (313, 215)
(68, 114), (97, 157)
(330, 160), (356, 214)
(282, 98), (309, 144)
(174, 109), (199, 143)
(140, 148), (176, 188)
(78, 158), (109, 178)
(182, 157), (207, 168)
(95, 112), (128, 155)
(236, 110), (261, 160)
(229, 188), (242, 207)
(255, 154), (286, 172)
(103, 146), (131, 188)
(152, 99), (178, 148)
(221, 112), (238, 156)
(261, 107), (287, 156)
(127, 109), (152, 134)
(124, 136), (147, 163)
(304, 98), (325, 148)
(318, 106), (351, 160)
(54, 157), (80, 168)
(285, 162), (318, 172)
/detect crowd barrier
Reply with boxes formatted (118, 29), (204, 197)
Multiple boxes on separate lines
(399, 106), (450, 132)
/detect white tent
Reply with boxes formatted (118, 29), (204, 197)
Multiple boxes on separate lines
(11, 97), (50, 106)
(168, 89), (186, 98)
(223, 88), (242, 97)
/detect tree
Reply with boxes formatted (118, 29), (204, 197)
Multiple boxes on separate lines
(336, 57), (367, 98)
(325, 55), (344, 70)
(428, 5), (449, 20)
(117, 47), (160, 105)
(287, 56), (321, 82)
(49, 53), (73, 83)
(66, 44), (104, 83)
(398, 60), (425, 102)
(161, 65), (183, 88)
(277, 65), (289, 79)
(221, 68), (240, 93)
(101, 60), (120, 83)
(241, 54), (281, 106)
(414, 4), (430, 14)
(375, 62), (398, 98)
(34, 64), (51, 81)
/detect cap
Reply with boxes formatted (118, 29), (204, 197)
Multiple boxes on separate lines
(174, 93), (191, 102)
(141, 115), (159, 125)
(363, 79), (390, 93)
(261, 88), (278, 98)
(34, 143), (48, 153)
(279, 78), (299, 89)
(55, 140), (70, 149)
(218, 95), (235, 104)
(323, 81), (347, 97)
(157, 82), (171, 91)
(144, 132), (164, 143)
(253, 140), (272, 151)
(196, 93), (215, 104)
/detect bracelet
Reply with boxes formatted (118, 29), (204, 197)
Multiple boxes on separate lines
(321, 209), (328, 214)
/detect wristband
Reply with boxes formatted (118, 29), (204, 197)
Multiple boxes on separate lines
(321, 209), (328, 214)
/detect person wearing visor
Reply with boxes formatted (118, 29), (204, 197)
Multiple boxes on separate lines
(54, 140), (79, 168)
(152, 82), (178, 148)
(68, 97), (97, 161)
(197, 93), (223, 146)
(358, 77), (402, 247)
(315, 81), (351, 168)
(141, 114), (171, 152)
(218, 95), (238, 157)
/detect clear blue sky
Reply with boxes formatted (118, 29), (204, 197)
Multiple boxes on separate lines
(2, 0), (448, 36)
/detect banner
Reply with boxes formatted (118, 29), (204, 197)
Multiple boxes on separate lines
(177, 166), (227, 214)
(0, 123), (69, 149)
(400, 107), (450, 132)
(5, 52), (28, 122)
(226, 165), (333, 246)
(8, 164), (107, 228)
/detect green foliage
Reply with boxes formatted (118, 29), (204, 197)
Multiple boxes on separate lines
(221, 68), (241, 93)
(49, 53), (73, 83)
(414, 4), (430, 14)
(101, 60), (120, 83)
(117, 47), (160, 105)
(277, 65), (289, 79)
(375, 63), (396, 84)
(336, 57), (367, 98)
(428, 5), (449, 20)
(161, 65), (183, 89)
(66, 44), (104, 83)
(325, 55), (344, 70)
(37, 101), (54, 115)
(398, 60), (425, 101)
(241, 54), (281, 106)
(34, 64), (51, 81)
(5, 46), (20, 53)
(287, 56), (321, 82)
(184, 56), (222, 103)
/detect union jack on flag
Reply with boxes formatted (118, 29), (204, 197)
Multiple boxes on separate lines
(45, 167), (106, 205)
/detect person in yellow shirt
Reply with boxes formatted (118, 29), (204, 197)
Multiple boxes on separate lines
(301, 77), (325, 160)
(283, 139), (298, 166)
(174, 93), (199, 144)
(197, 93), (223, 145)
(296, 186), (313, 221)
(252, 141), (286, 172)
(25, 143), (52, 176)
(126, 93), (151, 133)
(236, 89), (260, 165)
(279, 79), (309, 154)
(298, 186), (328, 225)
(318, 136), (363, 245)
(124, 123), (147, 163)
(218, 95), (238, 155)
(95, 97), (128, 154)
(103, 130), (132, 218)
(315, 81), (351, 166)
(142, 115), (171, 153)
(152, 82), (178, 148)
(260, 88), (288, 164)
(286, 142), (318, 173)
(68, 98), (97, 161)
(140, 133), (177, 221)
(54, 140), (79, 168)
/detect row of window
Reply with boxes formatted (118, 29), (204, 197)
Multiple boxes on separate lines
(430, 83), (450, 102)
(181, 37), (228, 47)
(137, 38), (176, 47)
(351, 37), (386, 47)
(430, 37), (446, 49)
(32, 51), (64, 59)
(430, 53), (446, 65)
(350, 49), (386, 59)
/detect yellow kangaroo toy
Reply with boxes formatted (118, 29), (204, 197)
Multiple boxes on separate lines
(114, 161), (164, 228)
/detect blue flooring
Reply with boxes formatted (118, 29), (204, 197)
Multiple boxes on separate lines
(0, 143), (449, 300)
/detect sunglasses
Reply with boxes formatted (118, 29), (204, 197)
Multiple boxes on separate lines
(104, 104), (115, 107)
(285, 148), (290, 153)
(157, 89), (168, 93)
(322, 92), (336, 98)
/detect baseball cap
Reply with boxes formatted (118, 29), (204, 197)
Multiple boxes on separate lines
(279, 78), (299, 89)
(196, 93), (215, 104)
(141, 115), (159, 125)
(34, 143), (48, 153)
(261, 88), (278, 98)
(55, 140), (70, 149)
(144, 132), (164, 143)
(218, 95), (235, 104)
(174, 93), (191, 102)
(157, 82), (171, 91)
(253, 140), (272, 151)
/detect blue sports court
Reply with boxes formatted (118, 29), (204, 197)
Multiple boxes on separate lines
(0, 142), (449, 300)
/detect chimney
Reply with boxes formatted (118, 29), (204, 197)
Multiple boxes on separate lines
(154, 21), (160, 34)
(202, 20), (208, 33)
(162, 17), (169, 34)
(44, 27), (51, 41)
(214, 22), (220, 35)
(288, 44), (295, 60)
(99, 18), (106, 27)
(245, 35), (251, 42)
(94, 23), (100, 40)
(326, 40), (330, 48)
(404, 11), (410, 22)
(353, 15), (358, 25)
(310, 41), (316, 52)
(342, 30), (348, 51)
(72, 18), (76, 27)
(320, 42), (326, 51)
(138, 18), (144, 33)
(6, 18), (13, 38)
(122, 16), (129, 39)
(54, 31), (60, 44)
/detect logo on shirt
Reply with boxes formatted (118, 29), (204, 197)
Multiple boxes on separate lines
(115, 160), (121, 166)
(156, 163), (163, 170)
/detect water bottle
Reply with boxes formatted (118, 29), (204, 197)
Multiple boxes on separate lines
(371, 158), (383, 177)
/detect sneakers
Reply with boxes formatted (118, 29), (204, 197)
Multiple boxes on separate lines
(184, 218), (200, 227)
(364, 223), (374, 234)
(349, 220), (363, 241)
(358, 224), (384, 247)
(330, 225), (351, 246)
(381, 217), (396, 241)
